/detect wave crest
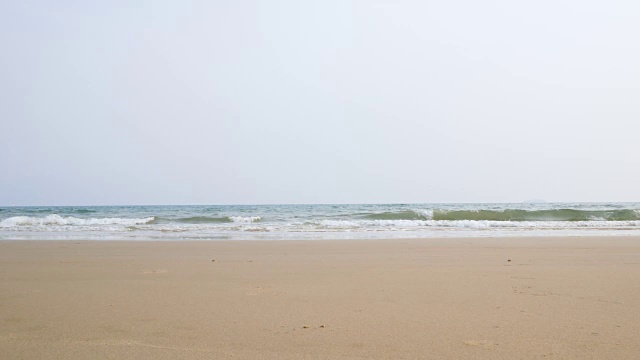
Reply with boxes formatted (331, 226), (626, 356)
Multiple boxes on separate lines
(0, 215), (155, 227)
(172, 216), (230, 224)
(364, 210), (432, 221)
(432, 209), (640, 221)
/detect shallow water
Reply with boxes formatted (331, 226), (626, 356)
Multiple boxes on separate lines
(1, 203), (640, 240)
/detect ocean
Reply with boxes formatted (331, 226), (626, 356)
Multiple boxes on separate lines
(1, 203), (640, 240)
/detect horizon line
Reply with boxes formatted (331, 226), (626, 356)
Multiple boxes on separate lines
(2, 200), (639, 207)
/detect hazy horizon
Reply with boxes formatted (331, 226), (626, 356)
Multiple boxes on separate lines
(4, 200), (640, 208)
(2, 1), (639, 206)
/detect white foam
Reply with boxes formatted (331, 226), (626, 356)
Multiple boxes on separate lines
(412, 209), (434, 219)
(424, 220), (640, 229)
(0, 215), (155, 227)
(306, 219), (640, 231)
(228, 216), (261, 223)
(313, 219), (428, 229)
(314, 220), (359, 228)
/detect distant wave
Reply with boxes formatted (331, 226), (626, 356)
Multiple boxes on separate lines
(21, 208), (98, 214)
(71, 209), (98, 214)
(0, 215), (155, 227)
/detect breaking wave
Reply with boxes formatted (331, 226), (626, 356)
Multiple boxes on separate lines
(0, 215), (155, 227)
(362, 209), (639, 222)
(228, 216), (262, 223)
(2, 204), (640, 240)
(154, 216), (262, 224)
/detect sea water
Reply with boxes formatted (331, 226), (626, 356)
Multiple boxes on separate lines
(1, 203), (640, 240)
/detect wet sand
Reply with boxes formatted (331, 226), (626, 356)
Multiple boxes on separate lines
(1, 237), (640, 359)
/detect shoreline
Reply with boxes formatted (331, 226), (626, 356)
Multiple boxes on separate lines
(2, 230), (640, 242)
(2, 236), (640, 359)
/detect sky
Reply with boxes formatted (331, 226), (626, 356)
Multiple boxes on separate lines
(1, 1), (639, 205)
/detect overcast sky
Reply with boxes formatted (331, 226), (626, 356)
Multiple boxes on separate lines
(1, 1), (639, 206)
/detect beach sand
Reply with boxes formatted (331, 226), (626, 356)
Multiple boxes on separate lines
(1, 237), (639, 359)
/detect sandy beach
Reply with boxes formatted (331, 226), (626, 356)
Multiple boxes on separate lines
(1, 237), (639, 359)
